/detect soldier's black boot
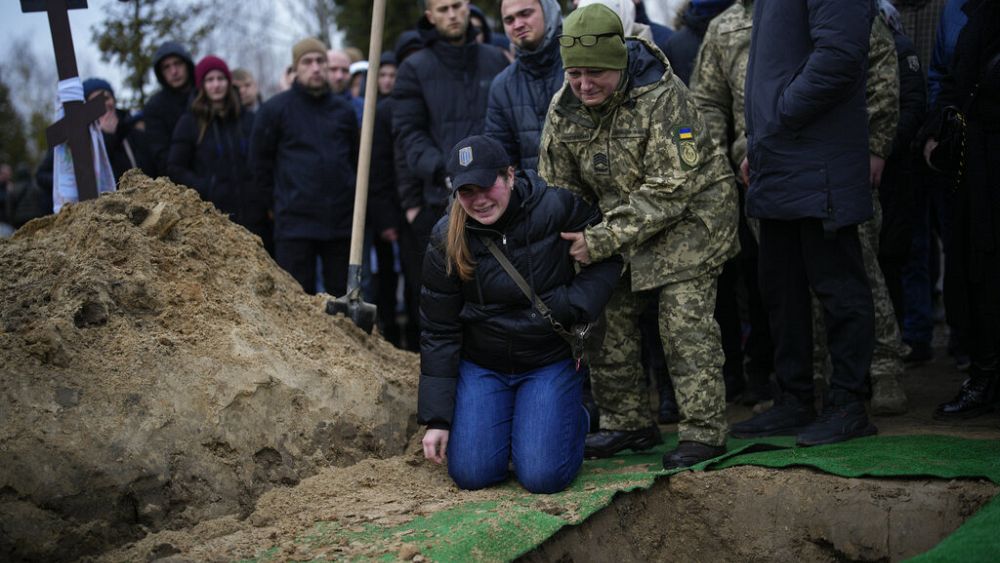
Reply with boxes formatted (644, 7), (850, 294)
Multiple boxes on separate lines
(662, 441), (726, 469)
(584, 425), (662, 459)
(796, 389), (877, 446)
(934, 367), (998, 420)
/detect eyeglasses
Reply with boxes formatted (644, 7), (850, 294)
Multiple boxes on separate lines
(557, 32), (622, 48)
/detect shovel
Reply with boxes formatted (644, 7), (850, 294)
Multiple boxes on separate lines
(325, 0), (387, 334)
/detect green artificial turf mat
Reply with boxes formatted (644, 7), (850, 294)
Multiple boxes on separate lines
(244, 434), (1000, 562)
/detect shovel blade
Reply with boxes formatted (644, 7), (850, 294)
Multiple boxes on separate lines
(325, 294), (377, 335)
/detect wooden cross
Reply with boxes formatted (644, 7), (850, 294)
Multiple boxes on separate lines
(22, 0), (108, 202)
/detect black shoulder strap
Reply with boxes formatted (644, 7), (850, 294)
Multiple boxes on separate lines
(480, 236), (572, 338)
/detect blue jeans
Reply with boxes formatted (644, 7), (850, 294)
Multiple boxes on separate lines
(448, 359), (588, 494)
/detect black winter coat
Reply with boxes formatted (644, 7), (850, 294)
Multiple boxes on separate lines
(417, 172), (623, 428)
(167, 109), (264, 227)
(936, 0), (1000, 260)
(879, 28), (927, 263)
(369, 96), (404, 233)
(250, 80), (359, 241)
(745, 0), (874, 231)
(143, 42), (195, 176)
(105, 109), (154, 180)
(392, 19), (508, 209)
(484, 26), (564, 171)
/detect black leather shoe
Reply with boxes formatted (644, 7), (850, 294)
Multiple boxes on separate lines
(662, 441), (726, 469)
(730, 393), (816, 438)
(933, 371), (997, 420)
(584, 425), (663, 459)
(657, 393), (679, 424)
(796, 392), (877, 446)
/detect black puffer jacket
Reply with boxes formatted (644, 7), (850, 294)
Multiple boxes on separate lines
(167, 109), (264, 227)
(143, 42), (195, 176)
(392, 19), (508, 209)
(250, 80), (359, 240)
(417, 171), (623, 427)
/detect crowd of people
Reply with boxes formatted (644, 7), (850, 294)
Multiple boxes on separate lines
(0, 0), (997, 495)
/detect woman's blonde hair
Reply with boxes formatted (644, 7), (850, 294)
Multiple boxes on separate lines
(445, 200), (475, 281)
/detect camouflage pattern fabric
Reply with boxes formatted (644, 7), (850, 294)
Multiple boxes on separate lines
(691, 0), (900, 167)
(593, 272), (727, 444)
(867, 16), (901, 159)
(539, 38), (739, 292)
(538, 38), (736, 444)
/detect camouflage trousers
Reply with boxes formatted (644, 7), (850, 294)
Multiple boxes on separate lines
(591, 270), (728, 446)
(813, 191), (906, 380)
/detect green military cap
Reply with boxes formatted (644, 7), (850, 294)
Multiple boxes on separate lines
(559, 4), (627, 70)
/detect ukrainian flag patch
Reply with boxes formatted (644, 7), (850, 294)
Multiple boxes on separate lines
(673, 126), (700, 170)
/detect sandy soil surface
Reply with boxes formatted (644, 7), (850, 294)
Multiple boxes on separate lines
(98, 332), (1000, 562)
(0, 172), (418, 561)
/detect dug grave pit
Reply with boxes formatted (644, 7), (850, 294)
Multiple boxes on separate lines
(522, 466), (998, 563)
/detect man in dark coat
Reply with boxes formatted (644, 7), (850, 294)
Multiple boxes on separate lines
(143, 41), (195, 176)
(484, 0), (564, 171)
(250, 37), (360, 296)
(732, 0), (878, 446)
(392, 0), (508, 273)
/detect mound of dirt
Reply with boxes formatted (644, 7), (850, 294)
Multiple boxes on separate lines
(0, 171), (419, 561)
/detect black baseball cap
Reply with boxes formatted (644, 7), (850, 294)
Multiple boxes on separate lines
(447, 135), (512, 190)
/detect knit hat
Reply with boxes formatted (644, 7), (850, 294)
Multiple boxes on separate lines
(349, 61), (369, 76)
(559, 4), (627, 70)
(195, 55), (232, 90)
(82, 78), (113, 100)
(292, 37), (328, 68)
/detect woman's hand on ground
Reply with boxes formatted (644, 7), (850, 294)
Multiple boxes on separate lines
(422, 428), (449, 464)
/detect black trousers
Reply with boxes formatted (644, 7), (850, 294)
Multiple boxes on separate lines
(758, 218), (874, 400)
(275, 238), (350, 296)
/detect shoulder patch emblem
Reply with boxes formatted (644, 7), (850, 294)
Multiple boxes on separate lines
(592, 153), (610, 175)
(906, 55), (920, 73)
(674, 126), (700, 169)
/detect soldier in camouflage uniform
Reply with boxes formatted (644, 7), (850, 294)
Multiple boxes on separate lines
(538, 4), (740, 469)
(690, 1), (909, 416)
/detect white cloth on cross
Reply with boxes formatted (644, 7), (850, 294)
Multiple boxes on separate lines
(52, 77), (116, 213)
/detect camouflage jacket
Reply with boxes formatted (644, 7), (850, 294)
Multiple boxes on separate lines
(691, 0), (900, 169)
(539, 38), (739, 291)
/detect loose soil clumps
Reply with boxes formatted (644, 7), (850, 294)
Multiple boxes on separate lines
(0, 171), (419, 561)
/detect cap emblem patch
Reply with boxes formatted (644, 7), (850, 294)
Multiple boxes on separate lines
(459, 146), (473, 167)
